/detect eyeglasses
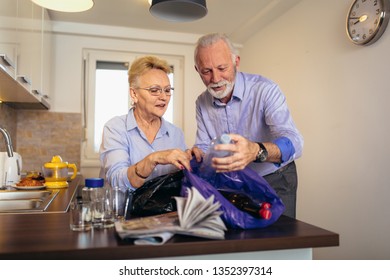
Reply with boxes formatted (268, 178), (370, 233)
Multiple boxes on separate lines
(135, 86), (174, 96)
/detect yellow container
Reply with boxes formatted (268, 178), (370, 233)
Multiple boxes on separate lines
(42, 155), (77, 188)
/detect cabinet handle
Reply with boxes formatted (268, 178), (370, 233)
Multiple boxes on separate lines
(17, 75), (32, 85)
(32, 89), (41, 96)
(0, 54), (16, 69)
(32, 90), (49, 99)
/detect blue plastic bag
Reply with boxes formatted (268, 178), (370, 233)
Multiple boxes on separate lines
(181, 159), (285, 229)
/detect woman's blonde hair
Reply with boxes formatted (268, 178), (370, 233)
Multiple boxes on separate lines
(128, 56), (171, 87)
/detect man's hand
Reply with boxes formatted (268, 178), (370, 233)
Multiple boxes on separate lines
(211, 134), (258, 172)
(211, 134), (281, 172)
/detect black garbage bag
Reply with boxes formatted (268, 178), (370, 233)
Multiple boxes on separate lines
(127, 170), (184, 218)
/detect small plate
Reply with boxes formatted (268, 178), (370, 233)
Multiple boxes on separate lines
(12, 185), (46, 190)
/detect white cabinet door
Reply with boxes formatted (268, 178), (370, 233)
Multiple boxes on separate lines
(18, 1), (51, 105)
(0, 0), (18, 78)
(16, 0), (34, 92)
(41, 8), (52, 102)
(30, 3), (44, 97)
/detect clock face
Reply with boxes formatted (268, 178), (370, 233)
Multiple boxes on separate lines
(347, 0), (390, 45)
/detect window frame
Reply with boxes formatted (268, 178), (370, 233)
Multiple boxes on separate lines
(81, 49), (184, 167)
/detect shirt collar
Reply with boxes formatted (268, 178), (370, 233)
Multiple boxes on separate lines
(127, 108), (137, 131)
(127, 108), (169, 137)
(232, 72), (244, 101)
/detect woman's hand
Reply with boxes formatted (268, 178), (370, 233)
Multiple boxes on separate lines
(152, 149), (192, 171)
(129, 149), (191, 187)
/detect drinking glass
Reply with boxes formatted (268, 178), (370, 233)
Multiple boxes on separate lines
(69, 201), (92, 231)
(112, 187), (132, 221)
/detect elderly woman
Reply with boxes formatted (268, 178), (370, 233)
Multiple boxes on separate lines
(100, 56), (191, 190)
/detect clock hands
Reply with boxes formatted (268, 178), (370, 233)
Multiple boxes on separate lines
(349, 14), (368, 25)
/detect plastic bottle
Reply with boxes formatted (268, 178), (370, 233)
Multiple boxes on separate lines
(218, 189), (272, 220)
(85, 178), (105, 228)
(200, 134), (232, 179)
(207, 133), (232, 159)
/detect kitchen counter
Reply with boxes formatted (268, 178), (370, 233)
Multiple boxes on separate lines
(0, 176), (339, 260)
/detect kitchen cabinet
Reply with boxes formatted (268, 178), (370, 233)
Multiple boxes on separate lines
(0, 0), (18, 78)
(0, 0), (50, 109)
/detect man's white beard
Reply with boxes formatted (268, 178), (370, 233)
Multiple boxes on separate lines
(207, 80), (234, 99)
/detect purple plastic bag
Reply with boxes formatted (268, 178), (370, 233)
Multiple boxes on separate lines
(181, 160), (285, 229)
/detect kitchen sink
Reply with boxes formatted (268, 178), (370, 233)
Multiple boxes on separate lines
(0, 190), (59, 213)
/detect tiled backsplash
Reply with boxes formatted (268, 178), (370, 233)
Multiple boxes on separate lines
(0, 103), (17, 152)
(0, 104), (82, 173)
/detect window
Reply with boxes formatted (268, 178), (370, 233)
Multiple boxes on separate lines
(94, 61), (129, 152)
(82, 50), (184, 166)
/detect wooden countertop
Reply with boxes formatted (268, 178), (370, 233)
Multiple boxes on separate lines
(0, 176), (339, 260)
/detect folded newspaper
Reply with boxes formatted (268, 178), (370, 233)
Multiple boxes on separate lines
(115, 187), (227, 245)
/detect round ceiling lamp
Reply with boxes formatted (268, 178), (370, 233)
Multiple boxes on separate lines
(31, 0), (94, 12)
(150, 0), (208, 22)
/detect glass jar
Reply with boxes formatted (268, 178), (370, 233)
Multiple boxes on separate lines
(85, 178), (105, 228)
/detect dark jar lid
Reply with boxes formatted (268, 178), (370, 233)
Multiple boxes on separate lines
(85, 178), (104, 188)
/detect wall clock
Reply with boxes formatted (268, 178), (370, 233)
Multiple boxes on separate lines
(346, 0), (390, 45)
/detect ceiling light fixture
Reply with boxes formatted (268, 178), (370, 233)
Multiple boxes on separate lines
(149, 0), (207, 22)
(31, 0), (94, 13)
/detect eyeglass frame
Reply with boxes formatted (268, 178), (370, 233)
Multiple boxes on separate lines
(133, 86), (174, 96)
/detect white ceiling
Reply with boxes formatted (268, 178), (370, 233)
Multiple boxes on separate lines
(48, 0), (302, 44)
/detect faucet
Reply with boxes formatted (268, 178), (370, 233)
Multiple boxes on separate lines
(0, 127), (14, 157)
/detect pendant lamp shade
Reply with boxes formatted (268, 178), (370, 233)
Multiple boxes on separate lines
(31, 0), (94, 12)
(150, 0), (207, 22)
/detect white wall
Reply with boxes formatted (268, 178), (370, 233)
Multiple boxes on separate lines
(240, 0), (390, 259)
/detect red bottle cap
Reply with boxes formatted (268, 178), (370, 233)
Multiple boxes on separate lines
(261, 202), (271, 209)
(259, 208), (272, 220)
